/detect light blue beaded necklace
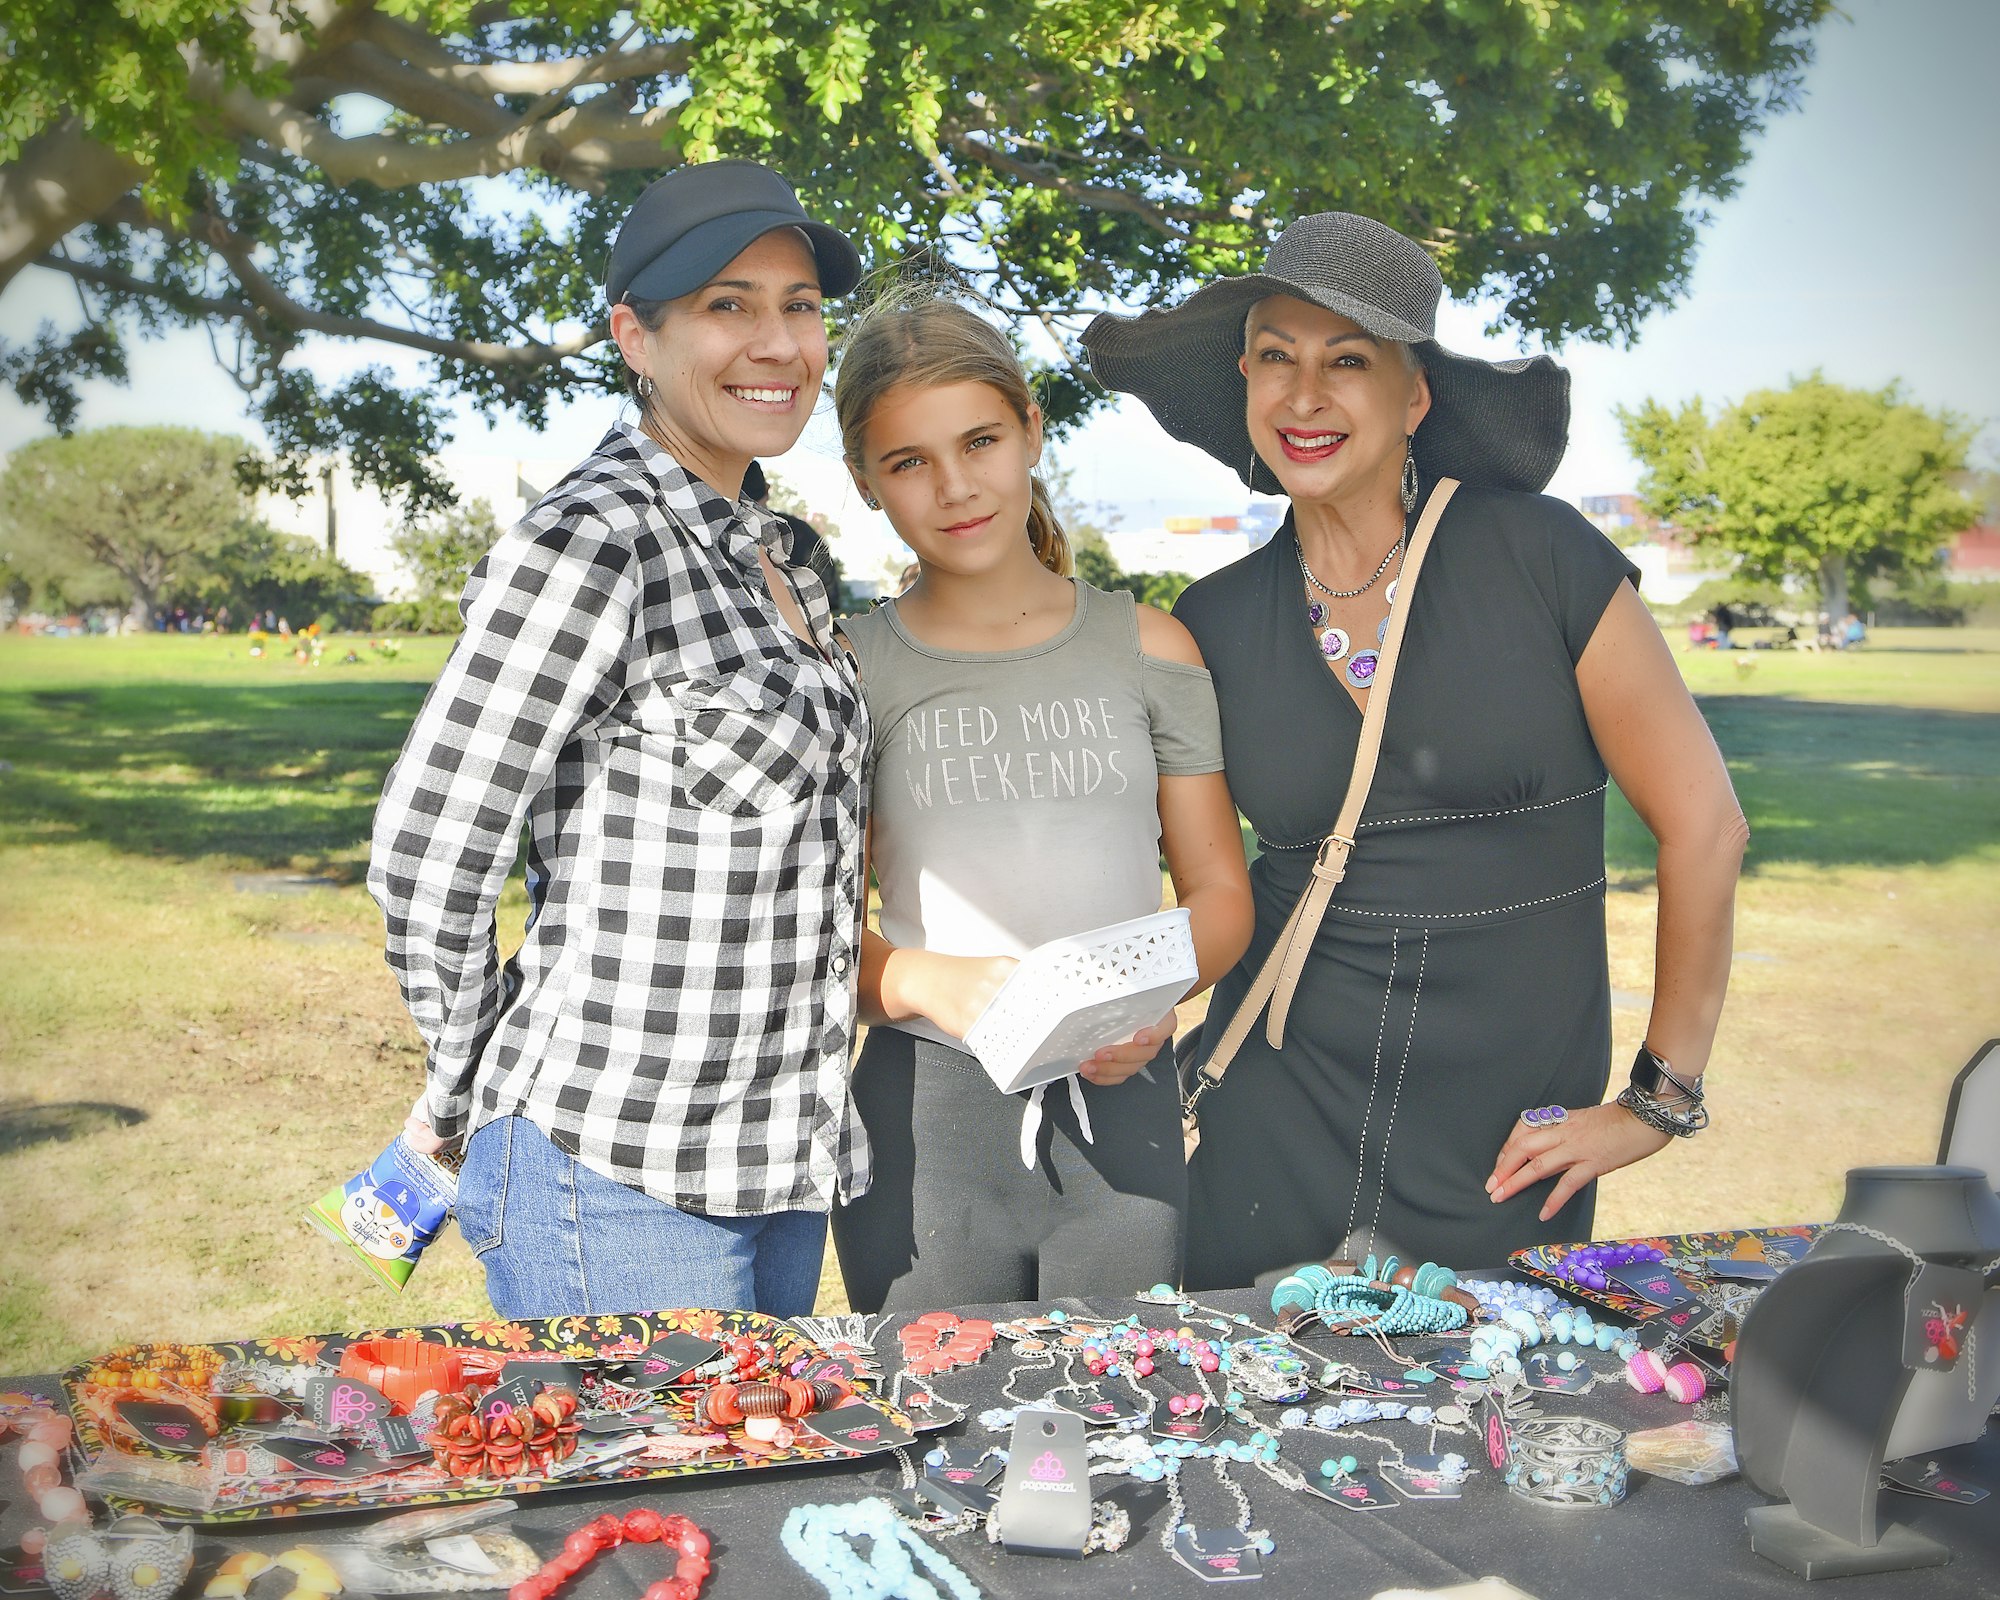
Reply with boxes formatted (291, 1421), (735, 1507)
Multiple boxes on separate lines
(780, 1498), (983, 1600)
(1271, 1256), (1471, 1335)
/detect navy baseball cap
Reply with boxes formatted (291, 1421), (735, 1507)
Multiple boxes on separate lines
(605, 159), (862, 305)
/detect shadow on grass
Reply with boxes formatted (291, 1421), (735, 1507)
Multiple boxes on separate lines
(1608, 694), (2000, 875)
(5, 677), (1996, 879)
(0, 680), (429, 866)
(0, 1099), (148, 1156)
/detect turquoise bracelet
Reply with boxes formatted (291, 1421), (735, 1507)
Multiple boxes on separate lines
(779, 1498), (982, 1600)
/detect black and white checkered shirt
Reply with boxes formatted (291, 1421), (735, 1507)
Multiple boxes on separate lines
(368, 420), (871, 1216)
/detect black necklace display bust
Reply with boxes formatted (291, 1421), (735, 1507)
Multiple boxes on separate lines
(1735, 1165), (2000, 1580)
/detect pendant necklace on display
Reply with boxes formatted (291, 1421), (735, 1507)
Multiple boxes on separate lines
(1299, 532), (1404, 691)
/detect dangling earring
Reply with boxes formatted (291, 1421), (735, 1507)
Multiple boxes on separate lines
(1399, 435), (1419, 514)
(636, 373), (656, 399)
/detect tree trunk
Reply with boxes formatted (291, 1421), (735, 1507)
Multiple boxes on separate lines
(0, 121), (142, 295)
(127, 584), (156, 634)
(1818, 552), (1850, 626)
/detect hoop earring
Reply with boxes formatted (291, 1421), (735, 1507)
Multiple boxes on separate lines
(636, 373), (656, 399)
(1399, 435), (1419, 514)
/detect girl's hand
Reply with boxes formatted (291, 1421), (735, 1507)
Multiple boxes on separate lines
(402, 1091), (448, 1156)
(1485, 1102), (1672, 1221)
(909, 952), (1021, 1040)
(1079, 1007), (1177, 1087)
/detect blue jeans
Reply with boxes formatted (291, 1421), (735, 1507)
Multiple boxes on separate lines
(455, 1116), (828, 1319)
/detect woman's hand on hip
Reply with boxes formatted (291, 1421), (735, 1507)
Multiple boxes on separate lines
(1079, 1008), (1177, 1087)
(1485, 1103), (1671, 1222)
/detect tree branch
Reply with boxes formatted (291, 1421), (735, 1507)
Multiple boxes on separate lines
(0, 121), (143, 296)
(36, 251), (608, 370)
(311, 41), (517, 135)
(204, 73), (683, 188)
(426, 40), (689, 98)
(944, 130), (1247, 235)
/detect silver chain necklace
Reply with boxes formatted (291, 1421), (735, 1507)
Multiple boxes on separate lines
(1297, 532), (1403, 599)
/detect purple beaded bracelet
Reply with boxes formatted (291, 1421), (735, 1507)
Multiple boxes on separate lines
(1553, 1242), (1666, 1293)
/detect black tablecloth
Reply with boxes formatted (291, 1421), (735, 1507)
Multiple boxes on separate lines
(13, 1288), (2000, 1599)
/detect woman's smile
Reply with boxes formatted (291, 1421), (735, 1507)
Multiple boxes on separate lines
(1277, 427), (1349, 461)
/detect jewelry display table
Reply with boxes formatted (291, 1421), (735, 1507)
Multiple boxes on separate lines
(11, 1286), (1998, 1600)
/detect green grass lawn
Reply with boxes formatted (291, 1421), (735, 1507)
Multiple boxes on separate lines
(2, 627), (1997, 1371)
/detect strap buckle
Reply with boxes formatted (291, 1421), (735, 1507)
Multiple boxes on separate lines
(1313, 832), (1356, 880)
(1180, 1061), (1226, 1122)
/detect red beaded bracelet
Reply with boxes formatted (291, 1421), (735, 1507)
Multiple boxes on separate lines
(508, 1509), (710, 1600)
(896, 1313), (994, 1378)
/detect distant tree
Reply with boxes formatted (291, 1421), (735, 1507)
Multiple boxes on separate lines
(1072, 543), (1121, 591)
(1620, 376), (1980, 620)
(1061, 530), (1191, 610)
(376, 497), (501, 632)
(0, 426), (251, 628)
(188, 520), (378, 628)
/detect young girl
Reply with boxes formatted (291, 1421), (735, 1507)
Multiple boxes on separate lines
(829, 297), (1254, 1310)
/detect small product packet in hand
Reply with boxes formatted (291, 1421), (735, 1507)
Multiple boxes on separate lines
(305, 1134), (458, 1292)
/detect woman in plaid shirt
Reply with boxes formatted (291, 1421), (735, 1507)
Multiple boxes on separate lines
(370, 162), (872, 1319)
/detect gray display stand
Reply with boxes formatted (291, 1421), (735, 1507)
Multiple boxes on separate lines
(1891, 1040), (2000, 1461)
(1734, 1165), (2000, 1580)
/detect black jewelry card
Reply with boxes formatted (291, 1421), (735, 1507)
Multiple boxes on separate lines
(114, 1401), (210, 1454)
(0, 1550), (46, 1596)
(303, 1373), (390, 1434)
(994, 1409), (1091, 1558)
(260, 1436), (394, 1479)
(626, 1333), (720, 1389)
(799, 1400), (915, 1454)
(1170, 1528), (1263, 1582)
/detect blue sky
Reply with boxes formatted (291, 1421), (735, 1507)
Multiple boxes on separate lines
(1, 0), (1993, 536)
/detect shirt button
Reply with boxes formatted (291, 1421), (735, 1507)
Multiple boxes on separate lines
(841, 755), (858, 774)
(830, 953), (849, 976)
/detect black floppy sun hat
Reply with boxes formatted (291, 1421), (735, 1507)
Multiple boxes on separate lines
(1081, 212), (1570, 495)
(606, 159), (863, 306)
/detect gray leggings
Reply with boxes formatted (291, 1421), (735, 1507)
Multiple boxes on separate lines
(831, 1028), (1186, 1313)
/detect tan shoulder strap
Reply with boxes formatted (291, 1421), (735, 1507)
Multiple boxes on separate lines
(1183, 478), (1459, 1124)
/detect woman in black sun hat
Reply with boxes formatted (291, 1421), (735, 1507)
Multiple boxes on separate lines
(1084, 211), (1748, 1287)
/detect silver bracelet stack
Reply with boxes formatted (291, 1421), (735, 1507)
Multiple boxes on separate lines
(1615, 1081), (1709, 1137)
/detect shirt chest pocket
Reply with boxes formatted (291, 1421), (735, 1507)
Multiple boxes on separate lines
(668, 660), (837, 818)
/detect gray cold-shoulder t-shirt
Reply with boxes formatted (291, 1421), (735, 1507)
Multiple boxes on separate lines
(840, 581), (1224, 1048)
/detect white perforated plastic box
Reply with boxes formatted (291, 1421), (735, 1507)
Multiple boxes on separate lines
(963, 908), (1198, 1094)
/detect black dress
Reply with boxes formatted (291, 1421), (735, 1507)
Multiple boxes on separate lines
(1174, 484), (1641, 1288)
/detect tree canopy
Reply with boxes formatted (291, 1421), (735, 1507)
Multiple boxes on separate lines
(0, 426), (255, 623)
(1619, 374), (1980, 619)
(4, 0), (1829, 506)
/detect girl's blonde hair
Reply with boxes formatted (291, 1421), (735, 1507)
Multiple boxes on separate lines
(834, 296), (1071, 577)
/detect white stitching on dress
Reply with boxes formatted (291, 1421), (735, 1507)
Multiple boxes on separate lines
(1342, 928), (1400, 1250)
(1255, 781), (1608, 850)
(1333, 876), (1606, 921)
(1360, 927), (1427, 1256)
